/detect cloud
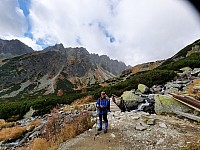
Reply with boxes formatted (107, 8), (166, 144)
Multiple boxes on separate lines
(0, 0), (27, 37)
(1, 0), (200, 66)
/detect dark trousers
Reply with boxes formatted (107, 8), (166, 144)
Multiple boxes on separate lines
(98, 113), (108, 130)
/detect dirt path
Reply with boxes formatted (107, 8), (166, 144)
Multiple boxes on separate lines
(59, 111), (200, 150)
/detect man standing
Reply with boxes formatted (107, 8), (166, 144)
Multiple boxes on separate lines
(96, 91), (109, 133)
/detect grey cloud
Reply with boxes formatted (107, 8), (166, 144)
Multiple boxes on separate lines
(0, 0), (27, 36)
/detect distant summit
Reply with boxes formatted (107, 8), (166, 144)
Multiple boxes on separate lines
(0, 39), (34, 59)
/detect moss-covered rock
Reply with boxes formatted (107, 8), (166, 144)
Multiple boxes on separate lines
(119, 91), (144, 110)
(180, 67), (192, 72)
(138, 84), (149, 93)
(154, 94), (193, 114)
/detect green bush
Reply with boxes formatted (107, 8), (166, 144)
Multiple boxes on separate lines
(158, 53), (200, 71)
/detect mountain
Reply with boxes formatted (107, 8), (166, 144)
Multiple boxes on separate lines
(90, 54), (129, 75)
(161, 39), (200, 66)
(0, 39), (34, 59)
(0, 43), (129, 98)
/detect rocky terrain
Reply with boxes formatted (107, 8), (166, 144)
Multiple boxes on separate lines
(0, 65), (200, 150)
(59, 111), (200, 150)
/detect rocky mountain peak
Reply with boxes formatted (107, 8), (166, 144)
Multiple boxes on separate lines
(0, 38), (34, 59)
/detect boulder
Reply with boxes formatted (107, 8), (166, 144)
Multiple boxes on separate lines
(138, 84), (149, 93)
(191, 68), (200, 75)
(180, 67), (192, 72)
(164, 87), (179, 95)
(165, 82), (182, 89)
(150, 85), (163, 94)
(23, 107), (36, 119)
(154, 94), (193, 114)
(120, 91), (144, 110)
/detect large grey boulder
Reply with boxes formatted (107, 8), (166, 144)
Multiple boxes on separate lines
(119, 91), (144, 110)
(138, 84), (149, 94)
(154, 94), (193, 114)
(180, 67), (192, 72)
(191, 68), (200, 76)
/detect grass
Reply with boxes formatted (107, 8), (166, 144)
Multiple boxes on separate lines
(0, 120), (15, 129)
(185, 78), (200, 99)
(19, 109), (95, 150)
(0, 126), (26, 141)
(28, 119), (42, 127)
(71, 95), (95, 106)
(180, 135), (200, 150)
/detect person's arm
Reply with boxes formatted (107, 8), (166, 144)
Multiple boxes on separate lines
(96, 99), (100, 108)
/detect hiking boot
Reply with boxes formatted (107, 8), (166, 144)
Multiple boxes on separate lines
(104, 129), (107, 133)
(97, 128), (102, 131)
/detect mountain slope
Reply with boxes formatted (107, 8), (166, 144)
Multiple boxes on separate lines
(0, 44), (128, 98)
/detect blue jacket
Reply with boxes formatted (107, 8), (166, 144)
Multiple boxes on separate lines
(96, 98), (109, 114)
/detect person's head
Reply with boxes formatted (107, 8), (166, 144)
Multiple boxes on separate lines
(101, 91), (106, 98)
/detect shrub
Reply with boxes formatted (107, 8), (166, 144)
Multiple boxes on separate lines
(0, 126), (26, 141)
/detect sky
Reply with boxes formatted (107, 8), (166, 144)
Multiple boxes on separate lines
(0, 0), (200, 66)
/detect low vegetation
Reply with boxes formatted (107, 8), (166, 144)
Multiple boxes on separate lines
(19, 110), (95, 150)
(158, 53), (200, 71)
(0, 126), (26, 141)
(0, 119), (15, 128)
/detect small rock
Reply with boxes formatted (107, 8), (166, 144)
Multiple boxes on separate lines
(159, 122), (167, 128)
(156, 138), (165, 145)
(147, 119), (155, 125)
(110, 133), (116, 138)
(131, 116), (140, 120)
(135, 125), (147, 131)
(140, 121), (150, 127)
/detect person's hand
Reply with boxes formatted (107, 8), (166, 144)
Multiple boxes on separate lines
(100, 105), (103, 108)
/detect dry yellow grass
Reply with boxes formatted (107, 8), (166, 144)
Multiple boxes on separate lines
(71, 95), (94, 106)
(0, 126), (26, 141)
(28, 119), (42, 127)
(186, 78), (200, 99)
(20, 112), (95, 150)
(0, 119), (15, 129)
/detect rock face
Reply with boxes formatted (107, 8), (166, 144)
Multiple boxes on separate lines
(0, 43), (128, 97)
(90, 54), (128, 76)
(0, 39), (34, 59)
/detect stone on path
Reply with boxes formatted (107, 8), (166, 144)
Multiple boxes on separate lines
(159, 122), (167, 128)
(147, 119), (155, 125)
(135, 124), (147, 131)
